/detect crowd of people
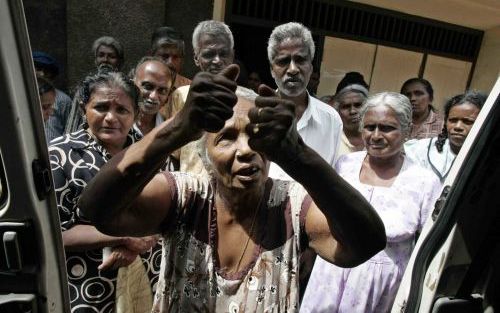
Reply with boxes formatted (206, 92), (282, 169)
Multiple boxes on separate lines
(34, 19), (488, 313)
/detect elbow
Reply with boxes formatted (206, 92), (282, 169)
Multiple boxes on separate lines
(337, 224), (387, 268)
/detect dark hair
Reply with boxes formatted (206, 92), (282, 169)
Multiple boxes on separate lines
(435, 90), (487, 152)
(151, 26), (185, 57)
(336, 72), (369, 94)
(75, 71), (140, 117)
(36, 75), (55, 95)
(400, 78), (434, 102)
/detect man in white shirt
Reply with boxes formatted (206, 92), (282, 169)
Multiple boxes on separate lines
(267, 22), (343, 180)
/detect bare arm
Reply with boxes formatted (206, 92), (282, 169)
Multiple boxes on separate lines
(78, 65), (239, 237)
(247, 86), (386, 267)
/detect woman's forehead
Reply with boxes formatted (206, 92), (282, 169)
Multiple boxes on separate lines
(225, 97), (254, 123)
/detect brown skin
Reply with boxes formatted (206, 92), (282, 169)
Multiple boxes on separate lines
(401, 82), (433, 126)
(40, 90), (55, 121)
(95, 45), (120, 69)
(78, 64), (386, 274)
(360, 105), (406, 187)
(271, 38), (312, 120)
(446, 102), (480, 154)
(336, 91), (365, 151)
(62, 85), (157, 270)
(134, 60), (172, 136)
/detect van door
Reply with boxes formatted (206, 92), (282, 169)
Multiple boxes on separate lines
(0, 0), (70, 312)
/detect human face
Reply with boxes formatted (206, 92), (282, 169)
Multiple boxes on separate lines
(153, 44), (183, 73)
(446, 102), (480, 154)
(194, 34), (234, 74)
(401, 82), (432, 119)
(247, 72), (261, 92)
(206, 98), (269, 191)
(85, 86), (135, 153)
(337, 91), (364, 133)
(95, 45), (120, 69)
(362, 105), (405, 160)
(134, 61), (172, 116)
(271, 38), (312, 97)
(40, 90), (55, 122)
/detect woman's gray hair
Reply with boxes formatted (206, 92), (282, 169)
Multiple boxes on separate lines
(196, 86), (258, 177)
(92, 36), (125, 68)
(192, 20), (234, 56)
(267, 22), (315, 63)
(334, 84), (369, 108)
(359, 92), (413, 136)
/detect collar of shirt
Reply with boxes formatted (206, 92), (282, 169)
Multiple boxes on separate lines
(297, 92), (321, 131)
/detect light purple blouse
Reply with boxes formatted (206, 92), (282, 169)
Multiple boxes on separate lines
(300, 151), (442, 313)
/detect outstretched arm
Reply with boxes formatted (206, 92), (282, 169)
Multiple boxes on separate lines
(247, 86), (386, 267)
(78, 65), (239, 237)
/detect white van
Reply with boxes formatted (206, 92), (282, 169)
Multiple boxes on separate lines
(0, 1), (70, 312)
(392, 78), (500, 312)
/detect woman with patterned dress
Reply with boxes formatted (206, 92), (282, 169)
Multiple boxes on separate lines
(405, 91), (486, 182)
(77, 64), (387, 312)
(300, 92), (443, 313)
(49, 71), (162, 313)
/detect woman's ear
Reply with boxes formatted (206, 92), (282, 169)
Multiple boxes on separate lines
(194, 54), (200, 67)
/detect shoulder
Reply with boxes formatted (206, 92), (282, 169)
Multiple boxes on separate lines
(49, 129), (89, 151)
(335, 151), (364, 172)
(174, 74), (191, 87)
(403, 156), (440, 184)
(310, 96), (340, 119)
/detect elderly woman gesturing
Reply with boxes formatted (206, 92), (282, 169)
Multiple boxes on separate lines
(78, 64), (386, 312)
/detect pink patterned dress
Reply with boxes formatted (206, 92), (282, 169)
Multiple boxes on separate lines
(152, 172), (311, 312)
(300, 151), (442, 313)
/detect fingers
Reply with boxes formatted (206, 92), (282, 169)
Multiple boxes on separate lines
(257, 84), (277, 97)
(219, 64), (240, 83)
(99, 247), (138, 270)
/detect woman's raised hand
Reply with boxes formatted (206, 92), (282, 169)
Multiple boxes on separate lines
(177, 64), (239, 141)
(246, 84), (301, 164)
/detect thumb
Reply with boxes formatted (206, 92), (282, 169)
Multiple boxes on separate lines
(219, 64), (240, 82)
(257, 84), (277, 97)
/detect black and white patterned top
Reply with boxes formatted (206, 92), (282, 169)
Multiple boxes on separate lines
(49, 128), (162, 312)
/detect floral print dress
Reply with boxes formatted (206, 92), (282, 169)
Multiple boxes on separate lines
(152, 172), (311, 312)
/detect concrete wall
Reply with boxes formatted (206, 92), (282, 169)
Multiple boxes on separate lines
(24, 0), (68, 92)
(66, 0), (165, 91)
(470, 26), (500, 92)
(23, 0), (215, 93)
(165, 0), (214, 79)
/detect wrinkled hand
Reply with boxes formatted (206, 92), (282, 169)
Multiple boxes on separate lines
(99, 246), (138, 271)
(246, 85), (302, 164)
(177, 64), (239, 141)
(122, 235), (159, 254)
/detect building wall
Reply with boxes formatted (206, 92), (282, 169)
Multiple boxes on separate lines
(23, 0), (68, 92)
(471, 26), (500, 92)
(23, 0), (215, 94)
(66, 0), (165, 91)
(165, 0), (214, 79)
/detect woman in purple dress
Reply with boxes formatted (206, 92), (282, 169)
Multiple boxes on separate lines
(301, 92), (442, 313)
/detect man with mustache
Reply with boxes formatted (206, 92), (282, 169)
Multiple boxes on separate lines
(266, 22), (344, 300)
(170, 20), (238, 175)
(267, 22), (343, 179)
(132, 57), (173, 136)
